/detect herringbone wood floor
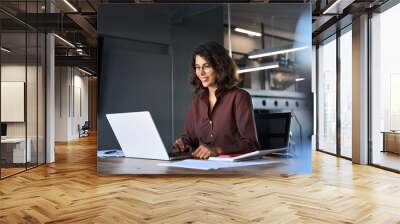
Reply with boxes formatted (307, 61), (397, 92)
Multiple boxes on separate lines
(1, 134), (400, 224)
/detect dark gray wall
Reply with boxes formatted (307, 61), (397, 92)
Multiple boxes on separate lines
(171, 5), (223, 139)
(98, 37), (171, 150)
(97, 4), (223, 151)
(98, 5), (171, 44)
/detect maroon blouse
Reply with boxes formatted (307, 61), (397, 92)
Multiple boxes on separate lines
(180, 87), (260, 154)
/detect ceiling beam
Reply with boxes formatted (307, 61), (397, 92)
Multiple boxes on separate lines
(55, 55), (96, 71)
(67, 13), (97, 46)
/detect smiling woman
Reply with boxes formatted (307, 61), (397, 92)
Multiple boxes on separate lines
(172, 41), (260, 159)
(190, 41), (240, 93)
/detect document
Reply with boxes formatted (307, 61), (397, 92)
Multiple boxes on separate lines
(208, 148), (287, 162)
(97, 149), (125, 158)
(157, 159), (278, 170)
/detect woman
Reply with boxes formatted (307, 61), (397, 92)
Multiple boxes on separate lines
(172, 41), (260, 159)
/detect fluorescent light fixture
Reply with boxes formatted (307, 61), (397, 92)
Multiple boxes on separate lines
(237, 64), (279, 74)
(78, 67), (92, 76)
(76, 48), (83, 52)
(63, 0), (78, 12)
(234, 27), (261, 37)
(249, 46), (308, 59)
(295, 78), (305, 82)
(1, 47), (11, 53)
(54, 34), (75, 48)
(322, 0), (349, 15)
(323, 0), (341, 14)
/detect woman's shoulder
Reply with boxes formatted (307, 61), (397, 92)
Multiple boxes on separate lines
(192, 91), (204, 101)
(228, 87), (251, 98)
(190, 91), (205, 105)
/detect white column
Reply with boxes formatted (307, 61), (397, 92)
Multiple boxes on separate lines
(352, 14), (369, 164)
(46, 33), (55, 163)
(45, 1), (55, 163)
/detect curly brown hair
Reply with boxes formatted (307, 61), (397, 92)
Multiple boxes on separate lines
(190, 41), (240, 93)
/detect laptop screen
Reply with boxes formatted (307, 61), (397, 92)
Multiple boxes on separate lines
(254, 111), (291, 150)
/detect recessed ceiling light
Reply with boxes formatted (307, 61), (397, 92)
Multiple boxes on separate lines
(63, 0), (78, 12)
(322, 0), (341, 14)
(249, 46), (308, 59)
(54, 34), (75, 48)
(237, 64), (279, 74)
(1, 47), (11, 53)
(234, 27), (261, 37)
(78, 67), (92, 76)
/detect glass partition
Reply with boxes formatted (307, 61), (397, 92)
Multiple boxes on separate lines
(0, 1), (46, 179)
(317, 36), (337, 154)
(27, 30), (38, 169)
(226, 4), (310, 94)
(1, 30), (28, 177)
(223, 4), (313, 174)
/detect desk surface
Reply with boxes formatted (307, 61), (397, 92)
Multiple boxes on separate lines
(97, 156), (305, 175)
(381, 131), (400, 134)
(1, 138), (27, 143)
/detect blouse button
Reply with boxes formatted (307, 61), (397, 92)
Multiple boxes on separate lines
(209, 120), (212, 124)
(210, 134), (213, 137)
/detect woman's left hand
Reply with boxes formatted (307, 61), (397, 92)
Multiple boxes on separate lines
(192, 145), (218, 160)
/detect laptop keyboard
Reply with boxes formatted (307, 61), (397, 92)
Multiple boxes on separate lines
(168, 151), (192, 157)
(168, 151), (193, 160)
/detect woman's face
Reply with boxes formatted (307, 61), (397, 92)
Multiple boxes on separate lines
(195, 55), (217, 88)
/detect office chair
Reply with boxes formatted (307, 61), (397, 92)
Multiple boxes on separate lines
(79, 121), (90, 138)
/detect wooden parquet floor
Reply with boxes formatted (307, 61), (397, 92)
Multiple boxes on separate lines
(1, 134), (400, 224)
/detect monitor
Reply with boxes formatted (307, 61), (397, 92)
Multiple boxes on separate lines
(253, 111), (291, 150)
(1, 123), (7, 137)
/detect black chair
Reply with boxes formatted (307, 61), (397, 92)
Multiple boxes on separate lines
(253, 111), (296, 157)
(253, 111), (292, 150)
(79, 121), (90, 138)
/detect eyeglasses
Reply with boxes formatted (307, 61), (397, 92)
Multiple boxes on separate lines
(194, 64), (212, 72)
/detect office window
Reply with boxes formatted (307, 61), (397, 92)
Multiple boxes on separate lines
(317, 37), (337, 154)
(339, 28), (352, 158)
(371, 3), (400, 171)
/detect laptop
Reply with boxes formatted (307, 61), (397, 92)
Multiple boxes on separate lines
(254, 111), (292, 155)
(209, 112), (292, 161)
(106, 111), (192, 161)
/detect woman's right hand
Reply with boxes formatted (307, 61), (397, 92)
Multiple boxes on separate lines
(172, 138), (189, 152)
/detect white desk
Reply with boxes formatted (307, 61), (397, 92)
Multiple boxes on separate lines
(1, 138), (31, 163)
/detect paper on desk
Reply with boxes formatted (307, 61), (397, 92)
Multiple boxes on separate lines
(157, 159), (277, 170)
(97, 149), (125, 158)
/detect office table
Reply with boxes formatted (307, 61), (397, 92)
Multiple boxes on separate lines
(97, 156), (299, 175)
(1, 138), (32, 164)
(382, 131), (400, 154)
